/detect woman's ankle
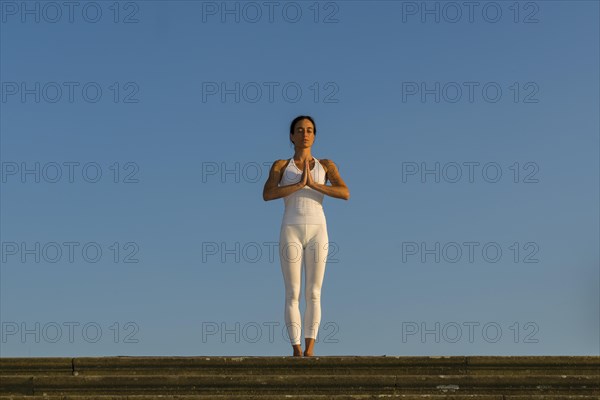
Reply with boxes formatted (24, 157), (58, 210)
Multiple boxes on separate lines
(292, 344), (302, 356)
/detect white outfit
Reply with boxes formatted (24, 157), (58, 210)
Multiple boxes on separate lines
(278, 157), (329, 345)
(280, 157), (327, 225)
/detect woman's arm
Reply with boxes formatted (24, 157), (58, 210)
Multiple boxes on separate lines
(309, 159), (350, 200)
(263, 160), (303, 201)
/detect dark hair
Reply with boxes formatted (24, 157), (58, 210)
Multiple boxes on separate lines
(289, 115), (317, 146)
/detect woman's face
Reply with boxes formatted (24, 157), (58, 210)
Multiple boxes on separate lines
(291, 119), (315, 148)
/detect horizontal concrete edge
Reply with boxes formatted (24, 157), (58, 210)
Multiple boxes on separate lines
(466, 356), (600, 366)
(1, 356), (598, 372)
(25, 374), (597, 385)
(1, 396), (600, 400)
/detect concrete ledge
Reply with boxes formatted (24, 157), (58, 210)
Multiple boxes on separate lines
(2, 356), (598, 375)
(1, 395), (600, 400)
(1, 356), (598, 397)
(0, 395), (599, 400)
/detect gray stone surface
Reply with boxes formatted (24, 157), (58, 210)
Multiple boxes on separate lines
(1, 356), (598, 398)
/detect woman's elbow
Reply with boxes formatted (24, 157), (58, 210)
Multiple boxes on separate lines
(263, 189), (274, 201)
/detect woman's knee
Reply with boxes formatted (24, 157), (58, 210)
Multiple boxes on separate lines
(285, 286), (301, 303)
(305, 287), (322, 302)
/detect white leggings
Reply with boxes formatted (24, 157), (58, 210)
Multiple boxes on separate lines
(279, 223), (329, 345)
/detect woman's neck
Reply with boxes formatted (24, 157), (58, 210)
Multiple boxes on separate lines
(293, 150), (313, 162)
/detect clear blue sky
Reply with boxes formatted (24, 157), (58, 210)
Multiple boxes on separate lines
(1, 0), (598, 357)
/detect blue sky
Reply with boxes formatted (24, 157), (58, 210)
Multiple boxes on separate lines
(1, 0), (598, 357)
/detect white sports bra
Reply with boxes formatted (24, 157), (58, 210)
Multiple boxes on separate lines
(279, 157), (327, 225)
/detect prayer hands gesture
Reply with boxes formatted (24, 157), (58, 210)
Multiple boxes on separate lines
(300, 159), (315, 189)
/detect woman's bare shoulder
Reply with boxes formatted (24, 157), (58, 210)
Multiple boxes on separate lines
(271, 159), (290, 170)
(318, 158), (336, 172)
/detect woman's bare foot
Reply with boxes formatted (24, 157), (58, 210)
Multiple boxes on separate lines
(303, 338), (315, 357)
(292, 344), (303, 357)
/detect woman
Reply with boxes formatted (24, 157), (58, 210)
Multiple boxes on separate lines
(263, 115), (350, 357)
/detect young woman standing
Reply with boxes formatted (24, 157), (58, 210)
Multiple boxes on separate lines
(263, 115), (350, 356)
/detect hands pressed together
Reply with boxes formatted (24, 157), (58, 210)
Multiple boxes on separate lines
(300, 159), (317, 189)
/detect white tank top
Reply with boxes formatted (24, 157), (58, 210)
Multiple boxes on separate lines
(279, 157), (327, 225)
